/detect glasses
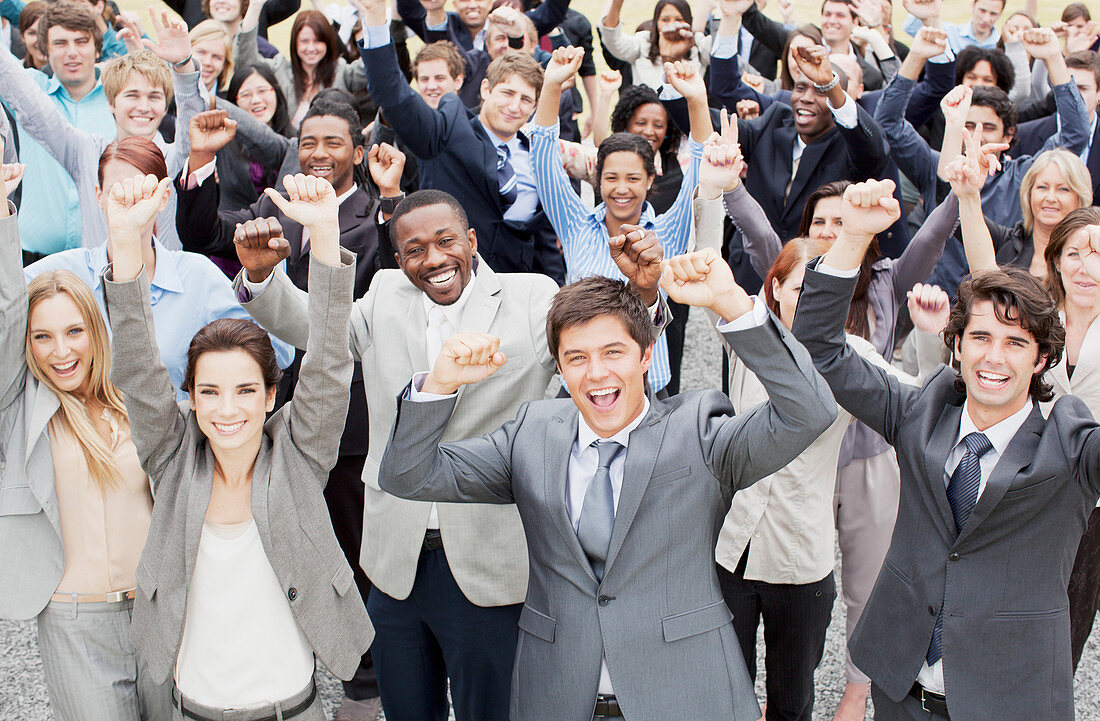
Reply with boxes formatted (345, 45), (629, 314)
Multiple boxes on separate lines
(237, 86), (276, 102)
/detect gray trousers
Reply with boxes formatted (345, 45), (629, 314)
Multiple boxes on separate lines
(37, 597), (172, 721)
(171, 678), (326, 721)
(871, 684), (949, 721)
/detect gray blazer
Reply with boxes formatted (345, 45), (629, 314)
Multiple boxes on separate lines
(792, 264), (1100, 721)
(0, 213), (66, 620)
(378, 316), (836, 721)
(240, 259), (559, 606)
(105, 250), (372, 685)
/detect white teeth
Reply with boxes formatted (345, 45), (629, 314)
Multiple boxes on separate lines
(977, 371), (1008, 382)
(590, 388), (617, 396)
(428, 269), (457, 285)
(212, 421), (245, 433)
(53, 359), (77, 372)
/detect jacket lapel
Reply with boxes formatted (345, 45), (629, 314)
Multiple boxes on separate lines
(955, 407), (1044, 546)
(922, 402), (964, 541)
(604, 402), (669, 574)
(544, 405), (597, 582)
(471, 115), (505, 215)
(185, 444), (216, 578)
(786, 132), (835, 210)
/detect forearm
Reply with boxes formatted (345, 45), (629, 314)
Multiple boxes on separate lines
(235, 25), (262, 71)
(891, 191), (958, 300)
(238, 267), (313, 350)
(958, 194), (997, 272)
(602, 0), (623, 32)
(535, 82), (564, 131)
(686, 92), (713, 143)
(723, 183), (781, 280)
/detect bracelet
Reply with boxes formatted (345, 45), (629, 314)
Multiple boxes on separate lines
(379, 193), (405, 215)
(813, 72), (840, 94)
(172, 54), (193, 69)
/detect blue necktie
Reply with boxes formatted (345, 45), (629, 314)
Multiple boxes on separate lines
(496, 144), (518, 208)
(927, 431), (993, 666)
(577, 441), (622, 582)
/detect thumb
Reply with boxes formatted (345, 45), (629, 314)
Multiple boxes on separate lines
(263, 187), (292, 215)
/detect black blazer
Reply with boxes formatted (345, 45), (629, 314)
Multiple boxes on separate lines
(360, 41), (565, 284)
(174, 175), (382, 456)
(163, 0), (299, 33)
(1015, 114), (1100, 204)
(396, 0), (568, 51)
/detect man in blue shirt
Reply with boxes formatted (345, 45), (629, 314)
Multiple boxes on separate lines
(902, 0), (1004, 54)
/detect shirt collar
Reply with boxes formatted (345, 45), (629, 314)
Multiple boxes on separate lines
(587, 202), (658, 227)
(421, 268), (478, 327)
(45, 68), (102, 100)
(957, 399), (1034, 456)
(335, 184), (358, 206)
(577, 397), (651, 452)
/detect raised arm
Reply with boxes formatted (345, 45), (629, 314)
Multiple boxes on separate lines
(739, 0), (791, 57)
(599, 0), (647, 64)
(525, 0), (569, 38)
(102, 174), (188, 482)
(216, 96), (296, 170)
(888, 191), (959, 302)
(0, 160), (28, 411)
(664, 58), (714, 144)
(660, 248), (837, 489)
(175, 109), (247, 259)
(945, 127), (1007, 274)
(1026, 28), (1090, 156)
(874, 69), (938, 210)
(591, 69), (620, 147)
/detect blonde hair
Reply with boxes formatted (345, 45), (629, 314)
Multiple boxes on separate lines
(189, 19), (234, 91)
(26, 271), (129, 489)
(1020, 148), (1093, 233)
(102, 49), (175, 106)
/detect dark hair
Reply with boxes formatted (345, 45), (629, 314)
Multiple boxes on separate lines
(38, 1), (102, 58)
(183, 318), (281, 394)
(942, 267), (1064, 402)
(1044, 206), (1100, 308)
(610, 85), (682, 159)
(969, 85), (1017, 138)
(1063, 2), (1091, 23)
(595, 133), (656, 184)
(98, 137), (168, 186)
(300, 93), (368, 188)
(202, 0), (249, 18)
(290, 10), (341, 102)
(1066, 50), (1100, 89)
(797, 180), (880, 339)
(19, 1), (47, 68)
(779, 25), (824, 90)
(955, 46), (1014, 95)
(390, 189), (470, 253)
(646, 0), (693, 65)
(227, 64), (291, 137)
(819, 0), (856, 18)
(996, 11), (1037, 52)
(547, 276), (655, 361)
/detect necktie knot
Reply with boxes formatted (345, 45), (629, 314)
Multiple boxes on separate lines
(595, 440), (622, 470)
(962, 432), (993, 459)
(496, 144), (510, 169)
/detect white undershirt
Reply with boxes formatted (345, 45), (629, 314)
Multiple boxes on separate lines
(175, 518), (314, 708)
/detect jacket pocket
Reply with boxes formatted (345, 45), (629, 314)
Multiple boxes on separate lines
(649, 465), (692, 488)
(1001, 475), (1058, 500)
(331, 565), (355, 597)
(0, 485), (40, 516)
(518, 604), (556, 642)
(662, 600), (733, 642)
(993, 606), (1068, 620)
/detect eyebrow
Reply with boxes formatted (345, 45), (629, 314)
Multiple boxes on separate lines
(29, 323), (81, 334)
(195, 382), (263, 389)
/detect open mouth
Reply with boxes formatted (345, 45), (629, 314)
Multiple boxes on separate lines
(425, 268), (458, 289)
(51, 359), (78, 377)
(211, 420), (245, 435)
(308, 164), (333, 178)
(975, 370), (1010, 391)
(609, 197), (635, 208)
(587, 387), (620, 409)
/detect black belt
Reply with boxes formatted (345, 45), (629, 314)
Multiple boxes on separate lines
(593, 694), (622, 718)
(422, 529), (444, 553)
(909, 683), (949, 718)
(173, 681), (317, 721)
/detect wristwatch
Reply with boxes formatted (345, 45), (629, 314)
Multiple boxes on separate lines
(380, 193), (405, 215)
(813, 72), (840, 95)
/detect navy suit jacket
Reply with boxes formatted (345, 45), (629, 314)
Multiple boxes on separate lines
(397, 0), (569, 51)
(360, 41), (565, 283)
(1015, 114), (1100, 203)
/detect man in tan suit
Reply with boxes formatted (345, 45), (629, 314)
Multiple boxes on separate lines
(234, 188), (665, 721)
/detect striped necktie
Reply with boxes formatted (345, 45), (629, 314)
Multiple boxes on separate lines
(496, 143), (518, 208)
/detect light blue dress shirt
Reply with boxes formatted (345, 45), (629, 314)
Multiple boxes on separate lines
(902, 16), (1000, 53)
(26, 241), (296, 400)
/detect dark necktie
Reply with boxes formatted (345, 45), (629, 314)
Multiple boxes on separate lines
(927, 431), (994, 666)
(496, 144), (518, 208)
(577, 441), (622, 582)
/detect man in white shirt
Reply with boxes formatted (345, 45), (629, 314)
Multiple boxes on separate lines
(377, 246), (836, 720)
(791, 178), (1100, 721)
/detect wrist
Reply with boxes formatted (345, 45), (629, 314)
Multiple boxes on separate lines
(698, 183), (723, 200)
(633, 285), (659, 306)
(711, 289), (753, 323)
(189, 150), (216, 170)
(172, 54), (193, 70)
(421, 374), (459, 395)
(245, 266), (275, 283)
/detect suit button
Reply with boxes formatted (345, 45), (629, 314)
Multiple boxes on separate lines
(598, 595), (611, 607)
(949, 552), (960, 562)
(288, 587), (298, 602)
(928, 605), (936, 616)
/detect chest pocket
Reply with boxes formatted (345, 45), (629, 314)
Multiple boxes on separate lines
(0, 486), (41, 516)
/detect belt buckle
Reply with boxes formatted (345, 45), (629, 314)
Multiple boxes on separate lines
(104, 590), (128, 603)
(919, 688), (942, 714)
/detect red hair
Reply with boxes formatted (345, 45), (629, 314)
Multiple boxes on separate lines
(762, 237), (831, 316)
(97, 137), (168, 186)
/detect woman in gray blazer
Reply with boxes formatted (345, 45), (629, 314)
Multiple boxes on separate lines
(102, 171), (372, 721)
(0, 161), (166, 719)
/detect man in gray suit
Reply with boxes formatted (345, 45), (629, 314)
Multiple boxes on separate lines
(378, 249), (837, 721)
(235, 188), (668, 721)
(791, 179), (1100, 721)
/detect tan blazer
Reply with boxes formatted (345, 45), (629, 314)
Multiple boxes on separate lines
(106, 252), (371, 685)
(240, 257), (560, 606)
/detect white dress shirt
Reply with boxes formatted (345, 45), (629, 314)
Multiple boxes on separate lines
(916, 398), (1034, 694)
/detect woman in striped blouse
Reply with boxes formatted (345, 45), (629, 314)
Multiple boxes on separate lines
(530, 46), (711, 395)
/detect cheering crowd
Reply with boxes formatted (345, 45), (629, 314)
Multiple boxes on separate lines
(2, 0), (1100, 719)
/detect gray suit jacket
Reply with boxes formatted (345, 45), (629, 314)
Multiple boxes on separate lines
(378, 316), (836, 721)
(105, 251), (372, 685)
(792, 264), (1100, 721)
(0, 213), (65, 620)
(240, 258), (560, 606)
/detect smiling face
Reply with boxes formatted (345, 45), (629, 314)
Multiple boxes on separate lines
(954, 299), (1046, 418)
(28, 293), (93, 396)
(416, 58), (463, 108)
(456, 0), (492, 31)
(189, 349), (276, 454)
(479, 74), (537, 139)
(394, 203), (477, 305)
(962, 59), (997, 88)
(46, 25), (96, 90)
(599, 151), (654, 226)
(970, 0), (1004, 39)
(208, 0), (243, 23)
(790, 72), (835, 143)
(656, 4), (685, 32)
(193, 37), (227, 90)
(1029, 163), (1080, 233)
(558, 315), (652, 438)
(1057, 228), (1100, 310)
(236, 71), (277, 125)
(819, 0), (854, 45)
(295, 25), (327, 71)
(808, 195), (844, 242)
(297, 114), (363, 195)
(627, 103), (668, 154)
(109, 73), (168, 139)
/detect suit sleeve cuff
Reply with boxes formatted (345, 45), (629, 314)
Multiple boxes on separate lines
(407, 371), (457, 400)
(362, 24), (392, 49)
(715, 295), (768, 331)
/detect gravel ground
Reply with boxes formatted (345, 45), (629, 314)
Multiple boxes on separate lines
(2, 307), (1098, 720)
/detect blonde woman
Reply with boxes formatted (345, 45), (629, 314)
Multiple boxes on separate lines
(190, 19), (234, 94)
(0, 159), (167, 720)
